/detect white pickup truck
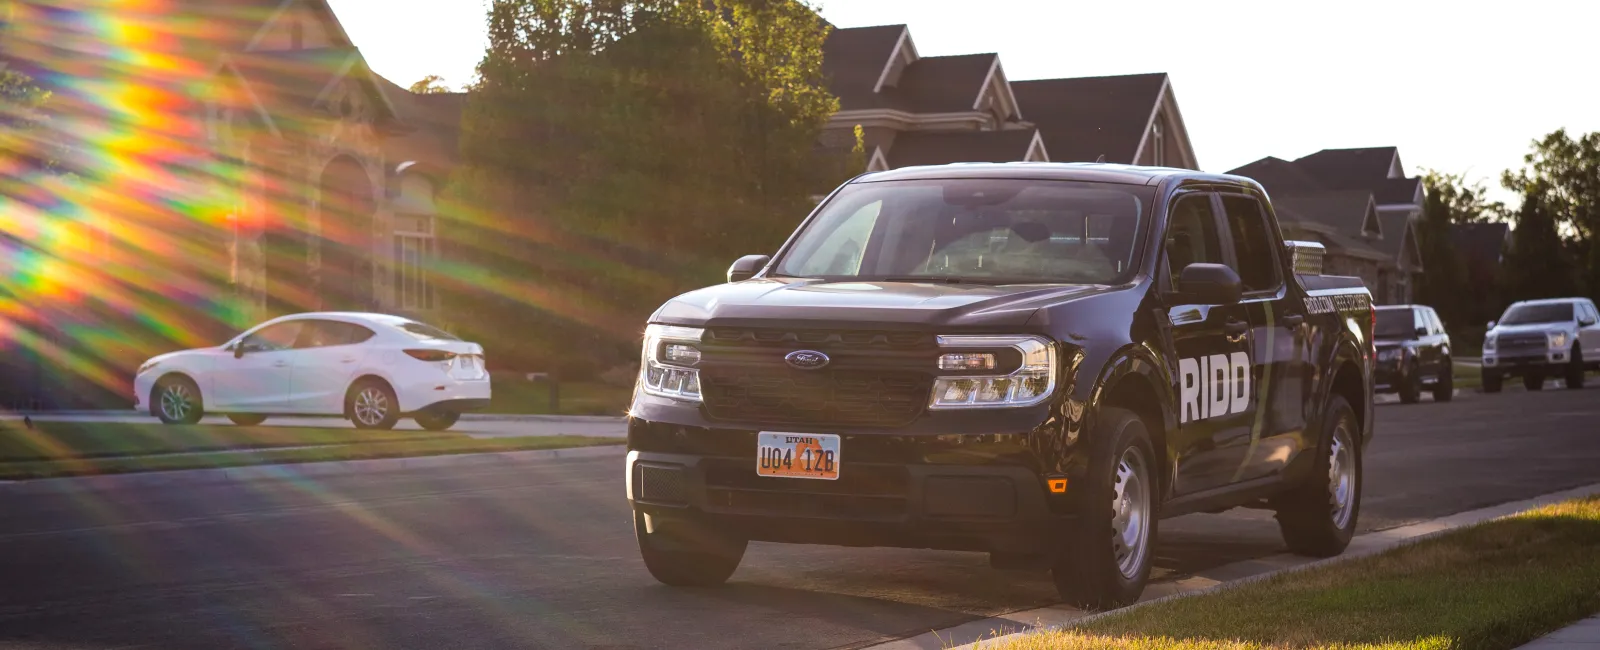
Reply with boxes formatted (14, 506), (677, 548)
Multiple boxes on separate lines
(1481, 297), (1600, 391)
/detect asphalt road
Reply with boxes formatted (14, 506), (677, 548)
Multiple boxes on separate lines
(2, 386), (1599, 650)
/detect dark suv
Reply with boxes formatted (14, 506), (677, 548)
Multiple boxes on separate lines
(1373, 305), (1452, 403)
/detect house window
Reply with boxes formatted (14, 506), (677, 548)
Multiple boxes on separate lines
(1152, 118), (1165, 166)
(394, 216), (435, 311)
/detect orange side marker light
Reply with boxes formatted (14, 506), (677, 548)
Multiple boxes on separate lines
(1048, 478), (1069, 493)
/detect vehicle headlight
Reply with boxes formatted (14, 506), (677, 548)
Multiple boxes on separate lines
(1483, 335), (1496, 352)
(1377, 348), (1401, 362)
(640, 324), (704, 401)
(1549, 332), (1568, 350)
(137, 360), (159, 375)
(929, 335), (1056, 409)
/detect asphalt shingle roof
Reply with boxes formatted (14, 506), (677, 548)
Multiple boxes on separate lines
(884, 53), (997, 114)
(820, 24), (904, 111)
(1010, 73), (1166, 164)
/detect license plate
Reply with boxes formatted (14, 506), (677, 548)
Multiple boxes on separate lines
(756, 432), (840, 480)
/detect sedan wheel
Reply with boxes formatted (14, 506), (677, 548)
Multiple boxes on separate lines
(349, 381), (400, 430)
(155, 377), (203, 425)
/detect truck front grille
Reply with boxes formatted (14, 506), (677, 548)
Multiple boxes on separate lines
(701, 368), (932, 429)
(1498, 333), (1547, 355)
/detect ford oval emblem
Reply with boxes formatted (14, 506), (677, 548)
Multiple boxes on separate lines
(784, 350), (830, 370)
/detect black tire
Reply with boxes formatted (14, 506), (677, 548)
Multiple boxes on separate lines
(1524, 372), (1545, 391)
(347, 379), (400, 430)
(1272, 394), (1361, 557)
(414, 410), (460, 431)
(1566, 350), (1585, 390)
(1433, 360), (1454, 402)
(1482, 370), (1502, 393)
(1397, 367), (1421, 404)
(1051, 407), (1157, 611)
(152, 375), (204, 425)
(227, 414), (268, 426)
(634, 510), (746, 587)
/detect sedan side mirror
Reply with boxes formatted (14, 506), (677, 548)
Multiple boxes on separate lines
(1174, 263), (1242, 305)
(233, 344), (246, 359)
(727, 254), (771, 283)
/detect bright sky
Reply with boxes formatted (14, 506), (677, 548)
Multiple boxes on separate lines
(328, 0), (1599, 196)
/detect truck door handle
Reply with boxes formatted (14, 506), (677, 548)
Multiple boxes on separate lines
(273, 361), (289, 368)
(1224, 319), (1248, 343)
(1283, 314), (1304, 327)
(341, 358), (356, 364)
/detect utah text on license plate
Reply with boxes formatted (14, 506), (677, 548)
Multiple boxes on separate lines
(756, 432), (840, 480)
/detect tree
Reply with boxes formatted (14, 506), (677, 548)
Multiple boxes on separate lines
(1414, 173), (1472, 330)
(1500, 180), (1579, 303)
(407, 75), (454, 94)
(1503, 129), (1600, 300)
(450, 0), (842, 373)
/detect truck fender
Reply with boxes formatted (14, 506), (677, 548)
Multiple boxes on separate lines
(1079, 342), (1175, 493)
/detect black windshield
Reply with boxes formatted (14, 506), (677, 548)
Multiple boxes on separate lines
(1500, 303), (1573, 325)
(1374, 309), (1416, 339)
(773, 179), (1155, 285)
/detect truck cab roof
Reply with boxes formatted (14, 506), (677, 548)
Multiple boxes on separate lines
(853, 162), (1262, 191)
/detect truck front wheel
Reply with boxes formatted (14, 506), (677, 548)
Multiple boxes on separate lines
(634, 510), (746, 587)
(1272, 394), (1360, 557)
(1052, 407), (1157, 610)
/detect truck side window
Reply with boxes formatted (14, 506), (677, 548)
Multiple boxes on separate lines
(1165, 194), (1222, 282)
(1219, 195), (1282, 293)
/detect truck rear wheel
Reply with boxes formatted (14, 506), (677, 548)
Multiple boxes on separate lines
(1272, 394), (1360, 557)
(1052, 407), (1156, 611)
(1433, 359), (1454, 402)
(634, 510), (746, 587)
(1397, 366), (1421, 404)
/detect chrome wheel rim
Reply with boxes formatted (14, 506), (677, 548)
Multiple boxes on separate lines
(159, 383), (193, 422)
(1329, 423), (1356, 529)
(354, 387), (389, 425)
(1112, 446), (1151, 579)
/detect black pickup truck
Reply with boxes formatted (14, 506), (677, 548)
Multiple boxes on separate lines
(625, 163), (1375, 608)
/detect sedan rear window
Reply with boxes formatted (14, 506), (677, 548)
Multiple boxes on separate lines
(395, 321), (461, 341)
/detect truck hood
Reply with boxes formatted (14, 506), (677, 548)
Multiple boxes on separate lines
(1491, 323), (1575, 337)
(652, 278), (1115, 328)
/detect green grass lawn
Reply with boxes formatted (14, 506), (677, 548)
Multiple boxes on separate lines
(0, 420), (623, 480)
(485, 379), (631, 416)
(0, 421), (446, 462)
(985, 496), (1600, 650)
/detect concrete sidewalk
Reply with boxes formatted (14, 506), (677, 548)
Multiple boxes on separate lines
(1, 411), (627, 438)
(1518, 615), (1600, 649)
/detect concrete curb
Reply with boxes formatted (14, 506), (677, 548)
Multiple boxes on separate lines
(866, 481), (1600, 650)
(0, 444), (626, 495)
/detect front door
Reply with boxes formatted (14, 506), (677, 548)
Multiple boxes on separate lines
(1578, 301), (1600, 362)
(212, 321), (301, 412)
(1163, 192), (1257, 495)
(1219, 192), (1306, 483)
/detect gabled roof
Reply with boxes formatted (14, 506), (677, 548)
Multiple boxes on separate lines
(1374, 176), (1423, 206)
(375, 74), (465, 174)
(1293, 146), (1401, 187)
(1227, 156), (1325, 197)
(224, 47), (402, 128)
(1274, 207), (1388, 261)
(1010, 73), (1167, 164)
(1273, 191), (1382, 238)
(820, 24), (906, 111)
(887, 129), (1043, 168)
(886, 53), (1001, 114)
(1374, 211), (1423, 270)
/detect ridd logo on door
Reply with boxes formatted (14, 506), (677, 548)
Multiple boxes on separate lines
(1178, 352), (1251, 423)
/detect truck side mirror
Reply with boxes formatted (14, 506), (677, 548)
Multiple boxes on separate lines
(727, 254), (771, 283)
(1487, 320), (1496, 330)
(1174, 263), (1242, 305)
(1415, 327), (1428, 338)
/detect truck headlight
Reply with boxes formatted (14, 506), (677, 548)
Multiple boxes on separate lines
(929, 335), (1056, 409)
(1483, 335), (1496, 353)
(640, 324), (704, 401)
(1549, 332), (1567, 350)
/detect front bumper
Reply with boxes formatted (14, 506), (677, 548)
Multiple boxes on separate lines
(625, 411), (1071, 555)
(1482, 349), (1569, 374)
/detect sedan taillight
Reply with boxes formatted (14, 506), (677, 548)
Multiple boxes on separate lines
(405, 349), (458, 362)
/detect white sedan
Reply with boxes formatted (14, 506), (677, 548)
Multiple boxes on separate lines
(133, 312), (490, 430)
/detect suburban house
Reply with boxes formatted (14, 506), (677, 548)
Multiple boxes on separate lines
(0, 0), (463, 408)
(1228, 147), (1425, 304)
(818, 24), (1198, 172)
